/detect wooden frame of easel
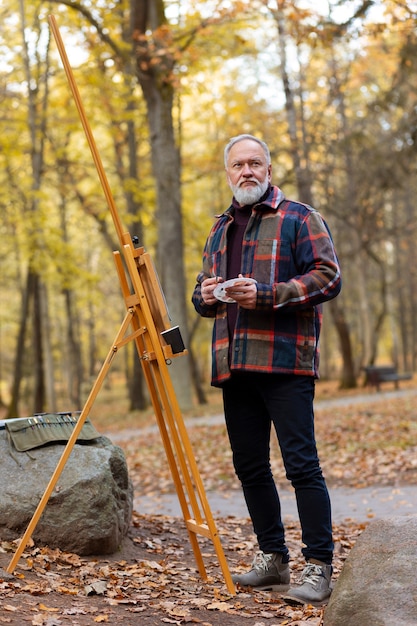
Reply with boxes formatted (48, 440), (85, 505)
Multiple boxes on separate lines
(7, 15), (235, 595)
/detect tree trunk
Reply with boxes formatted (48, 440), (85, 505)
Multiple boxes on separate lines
(272, 2), (354, 385)
(11, 0), (52, 414)
(6, 270), (34, 418)
(274, 4), (313, 206)
(87, 298), (98, 379)
(130, 0), (192, 409)
(40, 281), (57, 412)
(130, 353), (148, 411)
(328, 299), (357, 389)
(32, 273), (46, 413)
(64, 287), (83, 408)
(188, 316), (207, 405)
(112, 94), (147, 410)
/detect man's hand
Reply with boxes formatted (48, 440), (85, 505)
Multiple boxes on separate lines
(225, 274), (257, 309)
(201, 276), (223, 305)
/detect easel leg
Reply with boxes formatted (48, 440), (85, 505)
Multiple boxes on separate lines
(116, 249), (236, 595)
(149, 360), (236, 594)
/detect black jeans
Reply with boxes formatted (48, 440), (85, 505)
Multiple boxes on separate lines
(222, 372), (333, 564)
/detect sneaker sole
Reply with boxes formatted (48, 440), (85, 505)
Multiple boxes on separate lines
(283, 590), (332, 607)
(253, 583), (291, 593)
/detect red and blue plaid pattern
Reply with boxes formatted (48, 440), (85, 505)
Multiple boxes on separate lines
(192, 186), (341, 386)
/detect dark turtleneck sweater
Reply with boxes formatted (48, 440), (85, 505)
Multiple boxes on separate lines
(226, 187), (271, 352)
(226, 205), (252, 347)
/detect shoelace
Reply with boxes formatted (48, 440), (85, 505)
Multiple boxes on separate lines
(251, 551), (273, 573)
(298, 563), (323, 587)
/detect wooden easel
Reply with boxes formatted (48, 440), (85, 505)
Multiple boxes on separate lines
(7, 15), (235, 595)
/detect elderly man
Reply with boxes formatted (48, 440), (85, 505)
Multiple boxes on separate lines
(192, 134), (341, 605)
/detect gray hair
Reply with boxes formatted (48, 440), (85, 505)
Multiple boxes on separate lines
(224, 134), (271, 168)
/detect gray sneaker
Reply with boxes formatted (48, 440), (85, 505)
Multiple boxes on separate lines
(284, 561), (332, 606)
(232, 551), (290, 591)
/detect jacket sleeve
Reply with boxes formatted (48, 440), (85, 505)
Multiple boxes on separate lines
(257, 210), (341, 310)
(191, 272), (218, 318)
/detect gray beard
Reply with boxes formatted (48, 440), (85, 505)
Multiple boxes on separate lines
(232, 179), (269, 205)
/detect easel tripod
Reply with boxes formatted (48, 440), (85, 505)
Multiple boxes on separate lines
(7, 15), (235, 595)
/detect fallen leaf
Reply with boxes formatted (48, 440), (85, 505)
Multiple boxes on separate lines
(206, 601), (231, 611)
(85, 581), (107, 596)
(38, 604), (59, 612)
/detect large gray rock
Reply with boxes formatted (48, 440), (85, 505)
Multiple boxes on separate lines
(0, 432), (133, 555)
(324, 516), (417, 626)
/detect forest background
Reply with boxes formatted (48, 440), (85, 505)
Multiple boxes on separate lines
(1, 0), (416, 420)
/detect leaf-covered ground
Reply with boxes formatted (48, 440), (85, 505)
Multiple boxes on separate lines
(1, 383), (416, 625)
(0, 515), (362, 626)
(124, 391), (417, 497)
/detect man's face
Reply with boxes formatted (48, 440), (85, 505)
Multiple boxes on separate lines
(225, 139), (271, 206)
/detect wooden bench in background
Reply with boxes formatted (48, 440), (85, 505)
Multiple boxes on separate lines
(363, 365), (412, 392)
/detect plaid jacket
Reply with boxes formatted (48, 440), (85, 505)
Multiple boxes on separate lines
(191, 186), (341, 386)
